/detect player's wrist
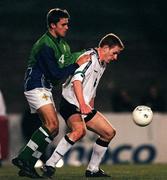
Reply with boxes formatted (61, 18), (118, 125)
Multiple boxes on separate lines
(79, 101), (86, 107)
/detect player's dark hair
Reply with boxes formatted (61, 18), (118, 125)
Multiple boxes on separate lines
(47, 8), (70, 28)
(99, 33), (124, 49)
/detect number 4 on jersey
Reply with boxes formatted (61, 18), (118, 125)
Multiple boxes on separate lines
(59, 54), (65, 64)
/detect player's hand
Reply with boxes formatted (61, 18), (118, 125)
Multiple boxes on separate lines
(76, 54), (90, 66)
(80, 103), (92, 115)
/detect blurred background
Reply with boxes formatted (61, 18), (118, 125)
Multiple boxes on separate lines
(0, 0), (167, 165)
(0, 0), (166, 113)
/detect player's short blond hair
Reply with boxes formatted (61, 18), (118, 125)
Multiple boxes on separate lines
(99, 33), (124, 49)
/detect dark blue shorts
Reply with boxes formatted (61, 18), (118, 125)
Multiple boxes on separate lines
(59, 97), (97, 122)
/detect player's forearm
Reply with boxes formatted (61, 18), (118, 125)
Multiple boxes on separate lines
(89, 98), (95, 108)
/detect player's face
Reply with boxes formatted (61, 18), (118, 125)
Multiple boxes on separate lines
(103, 45), (122, 63)
(53, 18), (69, 37)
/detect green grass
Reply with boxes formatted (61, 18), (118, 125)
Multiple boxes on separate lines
(1, 164), (167, 180)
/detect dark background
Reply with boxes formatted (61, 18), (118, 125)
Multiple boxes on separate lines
(0, 0), (166, 113)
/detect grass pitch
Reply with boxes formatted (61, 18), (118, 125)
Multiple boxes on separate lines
(0, 164), (167, 180)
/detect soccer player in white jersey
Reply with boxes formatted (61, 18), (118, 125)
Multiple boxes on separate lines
(42, 33), (124, 178)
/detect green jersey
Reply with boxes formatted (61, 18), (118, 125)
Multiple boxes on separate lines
(24, 31), (84, 91)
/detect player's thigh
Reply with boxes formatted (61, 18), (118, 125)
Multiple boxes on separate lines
(67, 114), (86, 132)
(67, 114), (86, 141)
(37, 103), (58, 125)
(86, 111), (115, 138)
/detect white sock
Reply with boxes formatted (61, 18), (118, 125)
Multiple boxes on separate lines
(87, 142), (108, 172)
(46, 135), (74, 167)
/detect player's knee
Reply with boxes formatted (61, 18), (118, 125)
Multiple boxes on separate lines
(76, 127), (86, 140)
(45, 120), (59, 134)
(104, 127), (116, 141)
(72, 127), (86, 141)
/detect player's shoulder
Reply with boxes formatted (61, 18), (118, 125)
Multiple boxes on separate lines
(84, 48), (97, 55)
(33, 33), (51, 48)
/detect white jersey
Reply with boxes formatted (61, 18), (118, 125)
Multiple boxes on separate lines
(62, 48), (106, 108)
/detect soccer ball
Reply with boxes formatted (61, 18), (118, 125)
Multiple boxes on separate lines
(132, 105), (153, 127)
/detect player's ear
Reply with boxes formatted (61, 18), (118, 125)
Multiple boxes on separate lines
(103, 45), (109, 52)
(50, 23), (56, 29)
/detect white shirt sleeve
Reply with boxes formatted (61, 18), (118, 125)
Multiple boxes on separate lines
(71, 60), (92, 83)
(92, 90), (96, 98)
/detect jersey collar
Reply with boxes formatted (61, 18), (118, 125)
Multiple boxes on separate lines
(93, 48), (105, 67)
(46, 31), (62, 44)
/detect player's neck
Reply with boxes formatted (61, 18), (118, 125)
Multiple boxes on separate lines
(48, 29), (58, 38)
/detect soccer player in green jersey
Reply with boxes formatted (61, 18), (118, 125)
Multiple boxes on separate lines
(12, 8), (90, 178)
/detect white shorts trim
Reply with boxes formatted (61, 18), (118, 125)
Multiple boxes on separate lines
(24, 88), (56, 113)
